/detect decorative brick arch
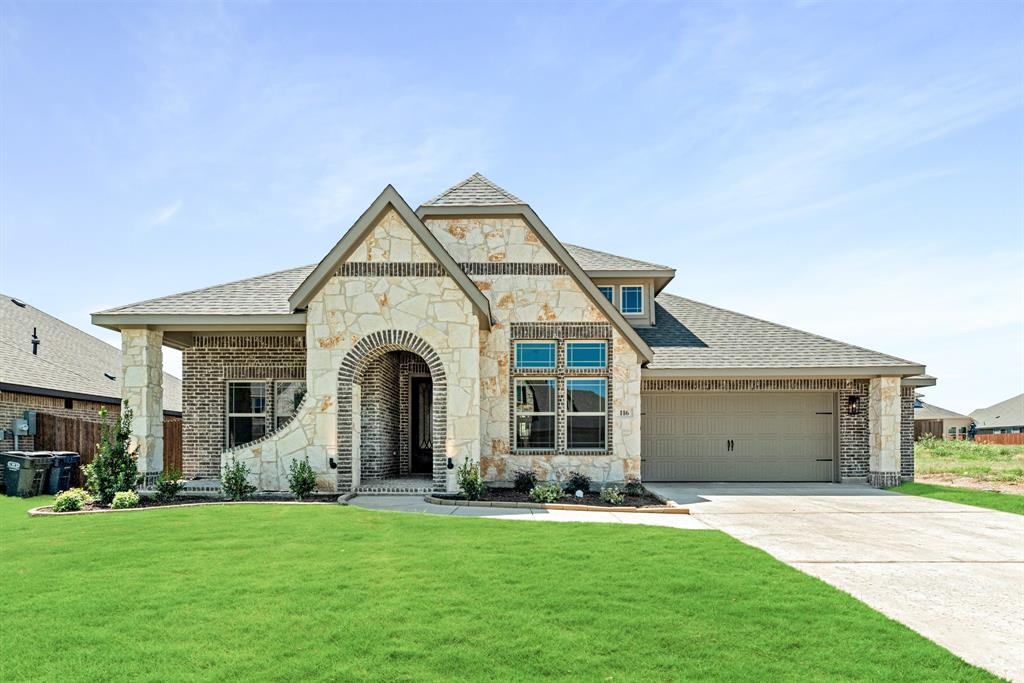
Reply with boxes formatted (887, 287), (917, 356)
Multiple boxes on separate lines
(337, 330), (448, 492)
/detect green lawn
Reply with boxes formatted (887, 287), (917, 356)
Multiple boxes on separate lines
(892, 482), (1024, 515)
(0, 497), (995, 682)
(914, 437), (1024, 484)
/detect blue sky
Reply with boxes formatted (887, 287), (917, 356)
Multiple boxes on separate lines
(1, 1), (1021, 413)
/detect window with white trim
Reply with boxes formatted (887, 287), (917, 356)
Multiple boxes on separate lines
(566, 341), (606, 369)
(597, 285), (614, 304)
(515, 378), (556, 449)
(227, 382), (267, 447)
(620, 285), (644, 314)
(514, 341), (556, 369)
(566, 378), (606, 450)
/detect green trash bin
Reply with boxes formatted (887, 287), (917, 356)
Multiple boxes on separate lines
(2, 452), (54, 498)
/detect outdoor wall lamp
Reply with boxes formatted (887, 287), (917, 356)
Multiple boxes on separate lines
(329, 458), (337, 470)
(847, 395), (860, 415)
(446, 457), (455, 470)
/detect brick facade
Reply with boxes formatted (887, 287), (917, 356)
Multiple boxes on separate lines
(902, 386), (915, 479)
(359, 351), (402, 480)
(182, 335), (306, 478)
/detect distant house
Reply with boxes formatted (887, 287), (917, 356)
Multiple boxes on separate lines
(913, 397), (972, 440)
(0, 294), (181, 455)
(971, 393), (1024, 435)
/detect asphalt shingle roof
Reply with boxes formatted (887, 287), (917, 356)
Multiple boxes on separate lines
(914, 401), (969, 421)
(971, 393), (1024, 429)
(639, 292), (922, 370)
(1, 295), (181, 411)
(563, 243), (672, 272)
(97, 265), (316, 316)
(422, 172), (524, 206)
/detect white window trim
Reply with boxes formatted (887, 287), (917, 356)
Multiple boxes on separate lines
(514, 377), (556, 451)
(566, 378), (607, 451)
(226, 380), (268, 448)
(620, 285), (645, 315)
(514, 340), (557, 369)
(565, 340), (607, 369)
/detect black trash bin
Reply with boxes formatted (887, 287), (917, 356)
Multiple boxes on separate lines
(2, 452), (54, 497)
(46, 452), (81, 494)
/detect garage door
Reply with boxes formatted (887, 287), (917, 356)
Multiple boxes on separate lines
(641, 392), (836, 482)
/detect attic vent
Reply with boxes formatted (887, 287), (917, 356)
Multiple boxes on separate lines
(104, 373), (116, 381)
(11, 298), (26, 307)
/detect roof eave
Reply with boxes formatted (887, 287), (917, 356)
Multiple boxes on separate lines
(642, 365), (928, 379)
(91, 312), (307, 333)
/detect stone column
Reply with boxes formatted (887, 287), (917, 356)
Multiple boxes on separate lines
(868, 376), (901, 488)
(122, 328), (164, 486)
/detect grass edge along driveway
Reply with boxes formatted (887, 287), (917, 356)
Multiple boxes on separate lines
(0, 497), (999, 682)
(892, 481), (1024, 515)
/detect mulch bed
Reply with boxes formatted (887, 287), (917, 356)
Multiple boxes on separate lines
(33, 493), (342, 514)
(437, 487), (666, 508)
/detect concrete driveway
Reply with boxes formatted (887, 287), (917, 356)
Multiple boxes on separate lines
(646, 483), (1024, 682)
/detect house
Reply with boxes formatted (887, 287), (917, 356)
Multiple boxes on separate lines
(92, 174), (931, 493)
(913, 397), (972, 440)
(1, 294), (182, 455)
(971, 393), (1024, 435)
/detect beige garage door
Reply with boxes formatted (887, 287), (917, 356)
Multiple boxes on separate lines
(641, 392), (836, 482)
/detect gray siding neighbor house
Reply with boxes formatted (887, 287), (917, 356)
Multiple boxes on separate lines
(92, 173), (932, 493)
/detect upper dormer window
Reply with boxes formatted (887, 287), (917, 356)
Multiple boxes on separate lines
(620, 285), (644, 315)
(597, 286), (614, 304)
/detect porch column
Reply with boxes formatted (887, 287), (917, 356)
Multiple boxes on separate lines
(868, 376), (901, 488)
(122, 328), (164, 486)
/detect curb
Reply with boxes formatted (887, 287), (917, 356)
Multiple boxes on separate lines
(422, 495), (689, 514)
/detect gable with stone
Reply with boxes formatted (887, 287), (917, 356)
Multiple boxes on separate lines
(94, 173), (930, 493)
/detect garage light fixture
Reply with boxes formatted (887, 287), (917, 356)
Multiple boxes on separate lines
(847, 395), (861, 415)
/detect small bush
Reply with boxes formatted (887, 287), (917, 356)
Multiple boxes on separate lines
(287, 457), (318, 500)
(623, 475), (644, 497)
(529, 483), (563, 504)
(154, 468), (185, 503)
(512, 468), (538, 494)
(563, 470), (591, 494)
(110, 490), (140, 509)
(87, 405), (141, 506)
(52, 488), (91, 513)
(600, 486), (624, 506)
(457, 460), (486, 501)
(221, 457), (257, 501)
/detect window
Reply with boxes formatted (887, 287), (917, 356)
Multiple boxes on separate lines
(597, 285), (614, 304)
(515, 341), (556, 369)
(620, 285), (644, 314)
(566, 341), (606, 369)
(227, 382), (267, 447)
(567, 378), (606, 450)
(515, 378), (555, 449)
(274, 381), (307, 429)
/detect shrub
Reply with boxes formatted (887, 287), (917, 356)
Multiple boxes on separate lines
(154, 468), (185, 503)
(512, 468), (538, 494)
(86, 405), (141, 506)
(600, 486), (624, 506)
(287, 457), (318, 500)
(563, 470), (591, 494)
(53, 488), (91, 513)
(221, 457), (257, 501)
(529, 483), (563, 504)
(110, 490), (140, 509)
(457, 460), (486, 501)
(623, 475), (644, 497)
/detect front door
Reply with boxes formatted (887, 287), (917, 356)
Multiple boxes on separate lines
(410, 377), (433, 474)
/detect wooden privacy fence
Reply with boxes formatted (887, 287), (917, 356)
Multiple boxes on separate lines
(35, 413), (183, 485)
(975, 433), (1024, 445)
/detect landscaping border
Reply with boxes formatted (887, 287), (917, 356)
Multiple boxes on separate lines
(423, 495), (689, 514)
(27, 498), (350, 517)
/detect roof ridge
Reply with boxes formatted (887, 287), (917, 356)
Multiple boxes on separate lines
(422, 172), (524, 206)
(96, 263), (317, 314)
(656, 291), (922, 367)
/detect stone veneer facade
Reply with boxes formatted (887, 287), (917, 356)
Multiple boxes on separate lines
(121, 328), (164, 483)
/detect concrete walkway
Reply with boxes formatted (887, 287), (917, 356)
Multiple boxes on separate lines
(645, 483), (1024, 682)
(351, 484), (1024, 680)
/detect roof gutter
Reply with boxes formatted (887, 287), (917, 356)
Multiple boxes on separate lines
(642, 365), (928, 379)
(90, 312), (307, 333)
(0, 383), (182, 416)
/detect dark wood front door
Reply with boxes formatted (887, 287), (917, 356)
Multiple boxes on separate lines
(411, 377), (433, 474)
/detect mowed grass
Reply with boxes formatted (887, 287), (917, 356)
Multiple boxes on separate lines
(915, 436), (1024, 484)
(892, 482), (1024, 516)
(0, 497), (996, 682)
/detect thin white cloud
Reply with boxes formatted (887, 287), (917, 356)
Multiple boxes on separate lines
(146, 199), (182, 229)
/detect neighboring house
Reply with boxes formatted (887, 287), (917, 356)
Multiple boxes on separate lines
(913, 397), (972, 440)
(971, 393), (1024, 435)
(0, 294), (182, 454)
(92, 174), (931, 493)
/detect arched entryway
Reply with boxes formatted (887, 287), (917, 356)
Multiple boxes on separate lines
(337, 331), (447, 492)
